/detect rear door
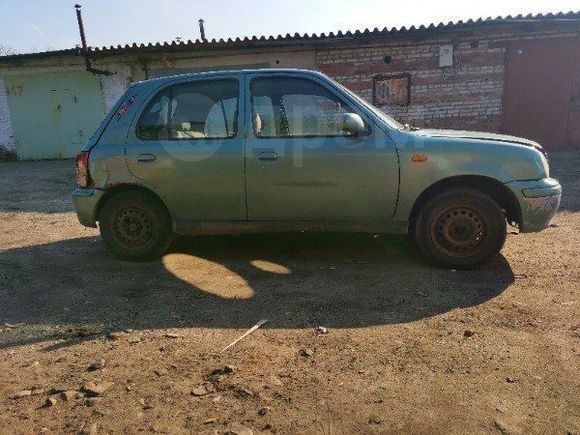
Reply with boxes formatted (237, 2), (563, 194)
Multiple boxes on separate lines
(125, 75), (246, 221)
(244, 72), (399, 221)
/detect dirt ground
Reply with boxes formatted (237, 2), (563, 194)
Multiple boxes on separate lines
(0, 152), (578, 434)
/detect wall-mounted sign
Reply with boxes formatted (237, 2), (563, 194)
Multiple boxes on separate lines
(373, 74), (410, 106)
(439, 44), (454, 67)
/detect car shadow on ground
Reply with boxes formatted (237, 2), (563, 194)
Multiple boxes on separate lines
(0, 233), (514, 350)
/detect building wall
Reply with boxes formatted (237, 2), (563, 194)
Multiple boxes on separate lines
(1, 24), (579, 158)
(316, 27), (580, 132)
(3, 71), (107, 160)
(138, 49), (316, 80)
(0, 75), (16, 153)
(99, 64), (132, 111)
(88, 48), (315, 83)
(0, 49), (316, 158)
(0, 62), (95, 158)
(0, 51), (312, 158)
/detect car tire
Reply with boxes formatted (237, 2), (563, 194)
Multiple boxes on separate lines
(99, 191), (173, 261)
(414, 188), (506, 269)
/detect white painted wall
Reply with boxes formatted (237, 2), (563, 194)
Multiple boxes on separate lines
(98, 64), (132, 111)
(0, 76), (16, 152)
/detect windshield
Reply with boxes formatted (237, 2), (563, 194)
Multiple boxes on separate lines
(331, 79), (404, 130)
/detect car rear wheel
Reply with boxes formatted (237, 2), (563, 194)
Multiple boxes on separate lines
(414, 188), (506, 269)
(99, 191), (173, 261)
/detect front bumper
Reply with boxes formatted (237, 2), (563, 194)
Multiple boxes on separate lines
(72, 188), (105, 228)
(506, 178), (562, 233)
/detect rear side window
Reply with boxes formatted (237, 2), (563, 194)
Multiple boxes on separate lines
(137, 79), (239, 140)
(250, 77), (366, 138)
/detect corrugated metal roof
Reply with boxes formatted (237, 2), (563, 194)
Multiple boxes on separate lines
(2, 11), (579, 61)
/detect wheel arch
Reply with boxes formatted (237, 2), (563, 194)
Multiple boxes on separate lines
(408, 175), (521, 232)
(95, 184), (172, 224)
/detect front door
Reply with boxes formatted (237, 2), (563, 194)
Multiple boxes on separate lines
(244, 73), (399, 222)
(125, 76), (246, 221)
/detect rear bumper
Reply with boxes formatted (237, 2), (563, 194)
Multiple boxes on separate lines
(73, 188), (105, 228)
(506, 178), (562, 233)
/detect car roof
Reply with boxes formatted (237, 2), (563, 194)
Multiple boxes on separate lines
(133, 68), (323, 87)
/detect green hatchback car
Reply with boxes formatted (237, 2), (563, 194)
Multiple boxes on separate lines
(73, 69), (561, 268)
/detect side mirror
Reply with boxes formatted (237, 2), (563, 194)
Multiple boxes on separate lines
(342, 113), (366, 136)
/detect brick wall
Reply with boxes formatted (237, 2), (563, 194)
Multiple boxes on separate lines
(316, 28), (577, 132)
(1, 22), (579, 158)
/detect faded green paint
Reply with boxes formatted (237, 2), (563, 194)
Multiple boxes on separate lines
(73, 69), (561, 236)
(4, 71), (105, 160)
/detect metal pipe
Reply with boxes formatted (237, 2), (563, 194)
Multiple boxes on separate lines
(74, 4), (112, 75)
(74, 4), (91, 71)
(199, 19), (207, 42)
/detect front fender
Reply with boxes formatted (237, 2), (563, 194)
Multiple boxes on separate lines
(391, 131), (546, 222)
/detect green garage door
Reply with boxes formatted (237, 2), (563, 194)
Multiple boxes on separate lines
(4, 71), (106, 160)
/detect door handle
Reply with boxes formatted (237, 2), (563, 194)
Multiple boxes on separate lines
(257, 152), (278, 161)
(136, 153), (156, 162)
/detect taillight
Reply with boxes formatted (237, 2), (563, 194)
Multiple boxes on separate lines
(75, 151), (90, 187)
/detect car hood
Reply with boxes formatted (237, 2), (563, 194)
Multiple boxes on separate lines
(412, 129), (544, 152)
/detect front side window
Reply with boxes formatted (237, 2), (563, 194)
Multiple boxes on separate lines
(137, 79), (239, 140)
(250, 77), (366, 138)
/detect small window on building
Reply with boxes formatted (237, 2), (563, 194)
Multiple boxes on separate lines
(373, 74), (410, 106)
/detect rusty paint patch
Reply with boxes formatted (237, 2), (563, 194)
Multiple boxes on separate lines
(7, 85), (23, 97)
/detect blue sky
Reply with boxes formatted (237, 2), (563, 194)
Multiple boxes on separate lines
(1, 0), (579, 53)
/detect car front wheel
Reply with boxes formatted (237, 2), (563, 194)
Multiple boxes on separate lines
(99, 191), (173, 261)
(414, 188), (507, 269)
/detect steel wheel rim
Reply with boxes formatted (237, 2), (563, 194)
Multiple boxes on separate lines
(114, 206), (154, 249)
(431, 206), (487, 258)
